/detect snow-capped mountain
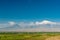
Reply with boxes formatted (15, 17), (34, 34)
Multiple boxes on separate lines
(0, 20), (60, 32)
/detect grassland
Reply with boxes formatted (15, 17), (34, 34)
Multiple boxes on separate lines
(0, 32), (60, 40)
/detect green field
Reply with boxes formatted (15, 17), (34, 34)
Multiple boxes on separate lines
(0, 32), (60, 40)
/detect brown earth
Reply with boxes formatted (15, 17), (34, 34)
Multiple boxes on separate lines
(46, 36), (60, 40)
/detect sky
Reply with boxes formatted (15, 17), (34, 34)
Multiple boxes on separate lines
(0, 0), (60, 21)
(0, 0), (60, 32)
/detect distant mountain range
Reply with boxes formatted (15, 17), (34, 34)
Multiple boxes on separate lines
(0, 20), (60, 32)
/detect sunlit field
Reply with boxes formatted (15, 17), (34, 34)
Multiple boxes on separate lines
(0, 32), (60, 40)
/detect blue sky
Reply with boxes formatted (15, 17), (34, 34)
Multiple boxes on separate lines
(0, 0), (60, 32)
(0, 0), (60, 21)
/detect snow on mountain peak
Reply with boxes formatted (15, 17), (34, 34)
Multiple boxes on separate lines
(36, 20), (56, 24)
(39, 20), (56, 24)
(8, 21), (16, 26)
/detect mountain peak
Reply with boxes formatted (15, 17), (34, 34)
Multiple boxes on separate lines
(8, 21), (16, 26)
(42, 20), (50, 23)
(40, 20), (56, 24)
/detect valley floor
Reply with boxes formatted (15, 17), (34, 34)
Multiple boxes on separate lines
(0, 32), (60, 40)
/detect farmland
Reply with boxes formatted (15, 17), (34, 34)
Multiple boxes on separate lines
(0, 32), (60, 40)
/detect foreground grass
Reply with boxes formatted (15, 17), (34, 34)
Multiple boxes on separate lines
(0, 32), (60, 40)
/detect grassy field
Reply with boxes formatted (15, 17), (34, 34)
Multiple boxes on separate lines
(0, 32), (60, 40)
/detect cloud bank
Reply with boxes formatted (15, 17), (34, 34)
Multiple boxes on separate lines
(0, 20), (60, 32)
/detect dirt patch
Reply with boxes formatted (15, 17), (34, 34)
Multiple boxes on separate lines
(45, 36), (60, 40)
